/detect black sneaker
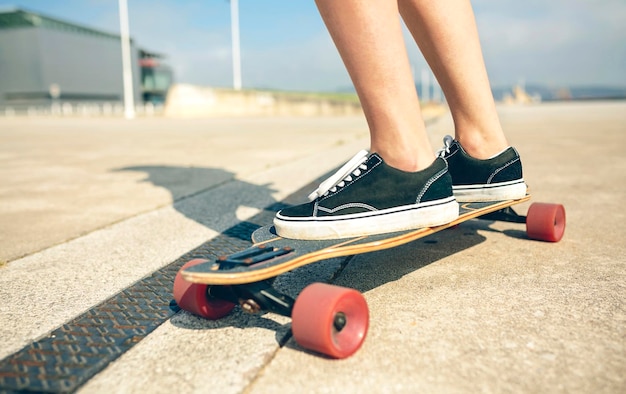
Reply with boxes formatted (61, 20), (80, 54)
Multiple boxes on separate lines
(437, 135), (527, 202)
(274, 151), (459, 240)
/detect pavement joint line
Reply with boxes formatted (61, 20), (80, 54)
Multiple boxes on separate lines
(6, 175), (240, 266)
(328, 254), (358, 283)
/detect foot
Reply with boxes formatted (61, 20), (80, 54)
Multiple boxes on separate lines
(437, 135), (527, 202)
(274, 151), (459, 240)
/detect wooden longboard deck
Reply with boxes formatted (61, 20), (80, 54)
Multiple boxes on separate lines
(182, 195), (530, 285)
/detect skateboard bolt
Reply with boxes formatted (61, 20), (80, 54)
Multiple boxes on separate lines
(240, 299), (261, 314)
(333, 312), (347, 332)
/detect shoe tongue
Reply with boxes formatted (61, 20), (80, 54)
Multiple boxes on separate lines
(367, 152), (381, 162)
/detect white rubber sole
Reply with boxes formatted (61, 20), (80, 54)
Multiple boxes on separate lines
(274, 198), (459, 240)
(453, 180), (527, 202)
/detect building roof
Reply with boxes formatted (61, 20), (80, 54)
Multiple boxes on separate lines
(0, 7), (121, 41)
(0, 7), (168, 59)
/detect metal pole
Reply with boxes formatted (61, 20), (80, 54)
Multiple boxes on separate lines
(231, 0), (242, 90)
(118, 0), (135, 119)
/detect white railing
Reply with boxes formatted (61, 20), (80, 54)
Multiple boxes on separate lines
(0, 102), (164, 117)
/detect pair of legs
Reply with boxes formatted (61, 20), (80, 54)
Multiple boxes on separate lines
(315, 0), (507, 170)
(273, 0), (526, 239)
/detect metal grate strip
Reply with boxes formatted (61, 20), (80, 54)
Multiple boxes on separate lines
(0, 220), (264, 393)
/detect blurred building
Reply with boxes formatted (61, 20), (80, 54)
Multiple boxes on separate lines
(138, 49), (173, 105)
(0, 8), (172, 113)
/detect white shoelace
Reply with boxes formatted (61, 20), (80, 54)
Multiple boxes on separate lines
(436, 135), (454, 158)
(307, 150), (369, 201)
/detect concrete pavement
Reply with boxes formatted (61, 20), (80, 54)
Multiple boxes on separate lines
(0, 101), (624, 393)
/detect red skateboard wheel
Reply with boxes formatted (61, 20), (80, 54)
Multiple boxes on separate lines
(173, 259), (235, 319)
(292, 283), (369, 359)
(526, 202), (566, 242)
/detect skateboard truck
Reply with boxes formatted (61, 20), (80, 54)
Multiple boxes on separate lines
(199, 246), (297, 317)
(479, 206), (526, 224)
(209, 281), (295, 317)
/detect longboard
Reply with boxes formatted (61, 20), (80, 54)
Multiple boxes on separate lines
(182, 195), (533, 285)
(173, 194), (565, 359)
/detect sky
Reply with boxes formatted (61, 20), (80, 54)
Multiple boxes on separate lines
(1, 0), (625, 92)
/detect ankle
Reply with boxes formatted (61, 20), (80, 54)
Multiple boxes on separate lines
(456, 133), (509, 160)
(372, 147), (435, 172)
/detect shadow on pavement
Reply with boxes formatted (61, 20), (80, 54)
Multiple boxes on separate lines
(115, 165), (292, 239)
(328, 216), (531, 296)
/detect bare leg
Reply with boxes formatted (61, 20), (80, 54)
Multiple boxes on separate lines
(276, 0), (520, 238)
(399, 0), (508, 159)
(315, 0), (434, 172)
